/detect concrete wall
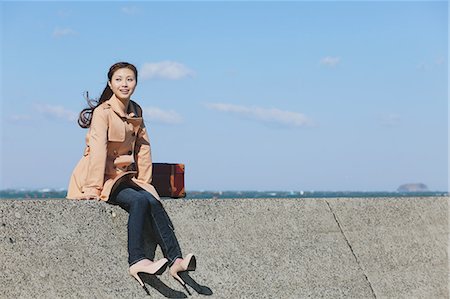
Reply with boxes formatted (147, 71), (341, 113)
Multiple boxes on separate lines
(0, 197), (448, 298)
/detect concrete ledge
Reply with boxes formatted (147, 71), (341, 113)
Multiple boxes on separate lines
(0, 197), (448, 298)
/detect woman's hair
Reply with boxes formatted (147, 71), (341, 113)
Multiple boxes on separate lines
(78, 62), (138, 128)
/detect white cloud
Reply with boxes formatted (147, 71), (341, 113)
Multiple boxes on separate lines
(35, 104), (77, 122)
(140, 61), (195, 80)
(52, 27), (77, 38)
(380, 113), (401, 127)
(56, 9), (71, 18)
(417, 57), (446, 71)
(144, 107), (183, 125)
(436, 56), (446, 66)
(416, 63), (429, 71)
(320, 56), (341, 67)
(206, 103), (314, 127)
(10, 114), (33, 122)
(121, 6), (140, 15)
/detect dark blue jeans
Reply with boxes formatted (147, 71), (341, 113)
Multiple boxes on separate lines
(109, 184), (182, 266)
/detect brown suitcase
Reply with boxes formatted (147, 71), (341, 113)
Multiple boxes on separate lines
(152, 163), (186, 198)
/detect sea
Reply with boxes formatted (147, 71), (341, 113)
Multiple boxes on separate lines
(0, 189), (447, 200)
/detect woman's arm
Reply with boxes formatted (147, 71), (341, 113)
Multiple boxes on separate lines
(83, 107), (108, 198)
(134, 123), (153, 184)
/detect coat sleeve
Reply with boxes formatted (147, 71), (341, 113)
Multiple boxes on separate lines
(83, 107), (108, 196)
(134, 121), (153, 184)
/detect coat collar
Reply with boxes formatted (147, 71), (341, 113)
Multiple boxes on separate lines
(108, 95), (130, 118)
(106, 95), (142, 128)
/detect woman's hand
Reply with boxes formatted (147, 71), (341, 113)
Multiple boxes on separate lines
(80, 187), (101, 200)
(79, 194), (100, 200)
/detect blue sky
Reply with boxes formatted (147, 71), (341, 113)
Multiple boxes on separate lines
(1, 1), (448, 192)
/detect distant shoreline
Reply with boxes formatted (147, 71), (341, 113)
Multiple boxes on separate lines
(0, 189), (447, 199)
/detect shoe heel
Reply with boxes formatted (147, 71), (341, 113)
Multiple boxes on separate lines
(131, 273), (151, 295)
(131, 273), (144, 287)
(185, 255), (196, 271)
(173, 273), (192, 296)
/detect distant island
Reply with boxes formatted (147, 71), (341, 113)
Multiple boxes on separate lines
(397, 183), (429, 192)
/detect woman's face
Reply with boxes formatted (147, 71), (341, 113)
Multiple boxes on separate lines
(108, 67), (137, 101)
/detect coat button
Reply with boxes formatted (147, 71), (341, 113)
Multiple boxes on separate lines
(131, 132), (136, 136)
(128, 151), (132, 155)
(113, 150), (118, 155)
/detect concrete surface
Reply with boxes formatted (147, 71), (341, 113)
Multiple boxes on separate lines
(0, 197), (447, 298)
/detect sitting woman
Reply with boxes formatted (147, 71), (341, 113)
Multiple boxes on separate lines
(67, 62), (195, 294)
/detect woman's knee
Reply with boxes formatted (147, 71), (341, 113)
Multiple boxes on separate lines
(139, 191), (160, 208)
(130, 193), (149, 210)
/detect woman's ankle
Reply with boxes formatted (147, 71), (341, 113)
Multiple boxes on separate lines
(172, 258), (183, 266)
(130, 258), (151, 267)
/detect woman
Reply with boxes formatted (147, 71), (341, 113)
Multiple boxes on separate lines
(67, 62), (196, 294)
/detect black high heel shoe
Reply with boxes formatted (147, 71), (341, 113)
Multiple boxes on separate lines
(129, 258), (168, 288)
(169, 254), (196, 295)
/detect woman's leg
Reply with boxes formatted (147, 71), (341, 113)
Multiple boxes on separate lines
(138, 190), (183, 266)
(109, 186), (150, 266)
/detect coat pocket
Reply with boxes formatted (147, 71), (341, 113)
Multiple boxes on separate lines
(114, 155), (135, 169)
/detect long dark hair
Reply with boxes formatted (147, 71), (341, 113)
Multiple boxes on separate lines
(78, 62), (138, 128)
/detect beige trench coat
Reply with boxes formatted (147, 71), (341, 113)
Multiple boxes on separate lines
(66, 95), (160, 201)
